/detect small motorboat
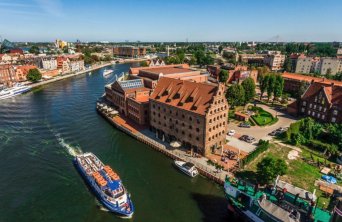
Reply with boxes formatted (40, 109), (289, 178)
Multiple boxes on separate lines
(103, 68), (113, 77)
(174, 160), (199, 177)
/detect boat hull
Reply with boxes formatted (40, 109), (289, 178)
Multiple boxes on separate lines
(174, 161), (198, 177)
(73, 159), (134, 218)
(0, 86), (31, 100)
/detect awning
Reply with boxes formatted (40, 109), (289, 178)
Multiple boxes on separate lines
(170, 141), (182, 148)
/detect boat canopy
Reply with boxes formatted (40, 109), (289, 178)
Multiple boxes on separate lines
(258, 199), (300, 222)
(276, 179), (316, 201)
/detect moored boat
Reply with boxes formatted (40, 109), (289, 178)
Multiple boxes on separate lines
(103, 68), (113, 77)
(224, 176), (332, 222)
(0, 83), (31, 100)
(174, 160), (199, 177)
(74, 152), (134, 218)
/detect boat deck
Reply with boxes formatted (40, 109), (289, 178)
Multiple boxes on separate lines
(227, 180), (331, 222)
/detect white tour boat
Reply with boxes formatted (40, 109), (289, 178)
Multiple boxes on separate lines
(0, 83), (31, 100)
(174, 160), (199, 177)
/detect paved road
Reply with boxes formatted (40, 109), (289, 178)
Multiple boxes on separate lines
(226, 103), (298, 153)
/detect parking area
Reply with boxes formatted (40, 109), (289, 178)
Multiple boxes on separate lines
(226, 104), (298, 153)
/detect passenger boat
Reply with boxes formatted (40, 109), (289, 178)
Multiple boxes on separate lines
(103, 68), (113, 77)
(0, 83), (31, 100)
(224, 176), (332, 222)
(174, 160), (199, 177)
(74, 152), (134, 218)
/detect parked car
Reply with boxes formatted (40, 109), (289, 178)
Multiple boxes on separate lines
(269, 127), (288, 136)
(239, 135), (255, 143)
(228, 130), (236, 136)
(239, 122), (251, 128)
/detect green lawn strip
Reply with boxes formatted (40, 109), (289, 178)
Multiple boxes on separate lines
(241, 143), (333, 209)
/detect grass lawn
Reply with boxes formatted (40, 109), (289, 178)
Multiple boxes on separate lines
(250, 107), (278, 126)
(239, 143), (337, 209)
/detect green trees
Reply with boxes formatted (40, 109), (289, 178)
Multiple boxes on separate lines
(241, 77), (256, 103)
(29, 46), (40, 55)
(194, 50), (214, 67)
(284, 118), (341, 155)
(259, 73), (284, 102)
(218, 69), (229, 83)
(27, 69), (42, 82)
(273, 75), (284, 103)
(226, 84), (245, 107)
(257, 156), (287, 184)
(283, 57), (292, 72)
(165, 56), (181, 64)
(266, 74), (275, 102)
(140, 61), (148, 67)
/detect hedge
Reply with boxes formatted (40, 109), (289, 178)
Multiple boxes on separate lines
(241, 140), (270, 167)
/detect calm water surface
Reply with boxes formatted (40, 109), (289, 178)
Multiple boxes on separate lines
(0, 64), (230, 222)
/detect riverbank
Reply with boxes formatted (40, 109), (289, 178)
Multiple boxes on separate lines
(28, 62), (112, 89)
(96, 100), (234, 185)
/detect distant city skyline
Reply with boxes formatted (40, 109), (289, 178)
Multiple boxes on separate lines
(0, 0), (342, 42)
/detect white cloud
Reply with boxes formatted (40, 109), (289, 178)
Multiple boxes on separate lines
(34, 0), (64, 17)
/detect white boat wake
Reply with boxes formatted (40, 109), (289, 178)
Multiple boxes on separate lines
(55, 133), (83, 157)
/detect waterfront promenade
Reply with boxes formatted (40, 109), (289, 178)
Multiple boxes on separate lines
(96, 101), (238, 185)
(28, 62), (112, 89)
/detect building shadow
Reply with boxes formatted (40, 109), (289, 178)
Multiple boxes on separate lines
(191, 193), (241, 222)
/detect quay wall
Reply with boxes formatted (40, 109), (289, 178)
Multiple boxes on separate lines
(96, 105), (226, 185)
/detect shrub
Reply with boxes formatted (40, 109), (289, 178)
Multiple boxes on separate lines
(242, 140), (270, 167)
(257, 156), (288, 184)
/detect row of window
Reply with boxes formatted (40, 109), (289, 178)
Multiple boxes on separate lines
(209, 105), (227, 115)
(209, 122), (226, 132)
(209, 114), (226, 124)
(151, 119), (201, 133)
(208, 131), (225, 141)
(151, 109), (201, 124)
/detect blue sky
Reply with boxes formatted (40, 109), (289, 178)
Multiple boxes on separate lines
(0, 0), (341, 42)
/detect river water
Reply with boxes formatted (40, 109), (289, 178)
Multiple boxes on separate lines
(0, 63), (230, 222)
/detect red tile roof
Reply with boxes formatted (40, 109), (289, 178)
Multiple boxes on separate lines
(150, 77), (218, 115)
(129, 64), (190, 74)
(302, 82), (342, 105)
(283, 72), (342, 86)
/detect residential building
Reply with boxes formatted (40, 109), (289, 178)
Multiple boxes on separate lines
(207, 65), (258, 83)
(149, 77), (228, 156)
(320, 58), (342, 75)
(337, 48), (342, 59)
(0, 64), (15, 86)
(263, 51), (285, 71)
(113, 46), (146, 58)
(38, 56), (57, 70)
(238, 54), (265, 66)
(282, 72), (342, 95)
(55, 39), (68, 49)
(15, 65), (37, 82)
(69, 57), (85, 72)
(0, 54), (12, 63)
(289, 82), (342, 123)
(105, 79), (150, 125)
(129, 64), (208, 89)
(57, 56), (70, 73)
(295, 57), (342, 75)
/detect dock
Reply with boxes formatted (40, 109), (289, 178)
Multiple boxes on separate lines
(96, 101), (234, 185)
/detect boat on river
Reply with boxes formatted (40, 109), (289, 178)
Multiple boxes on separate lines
(174, 160), (199, 177)
(103, 68), (113, 77)
(74, 152), (134, 218)
(224, 176), (332, 222)
(0, 83), (31, 100)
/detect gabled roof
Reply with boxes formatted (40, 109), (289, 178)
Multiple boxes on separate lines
(302, 82), (342, 106)
(150, 77), (218, 115)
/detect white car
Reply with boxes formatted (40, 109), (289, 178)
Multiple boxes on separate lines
(228, 130), (236, 136)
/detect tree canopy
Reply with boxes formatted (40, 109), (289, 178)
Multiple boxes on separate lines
(27, 68), (42, 82)
(226, 84), (245, 107)
(257, 156), (288, 184)
(241, 77), (256, 103)
(218, 69), (229, 83)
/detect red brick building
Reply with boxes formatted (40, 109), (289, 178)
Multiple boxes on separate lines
(292, 82), (342, 123)
(207, 65), (258, 84)
(105, 79), (150, 125)
(149, 77), (228, 156)
(113, 46), (146, 57)
(129, 64), (208, 89)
